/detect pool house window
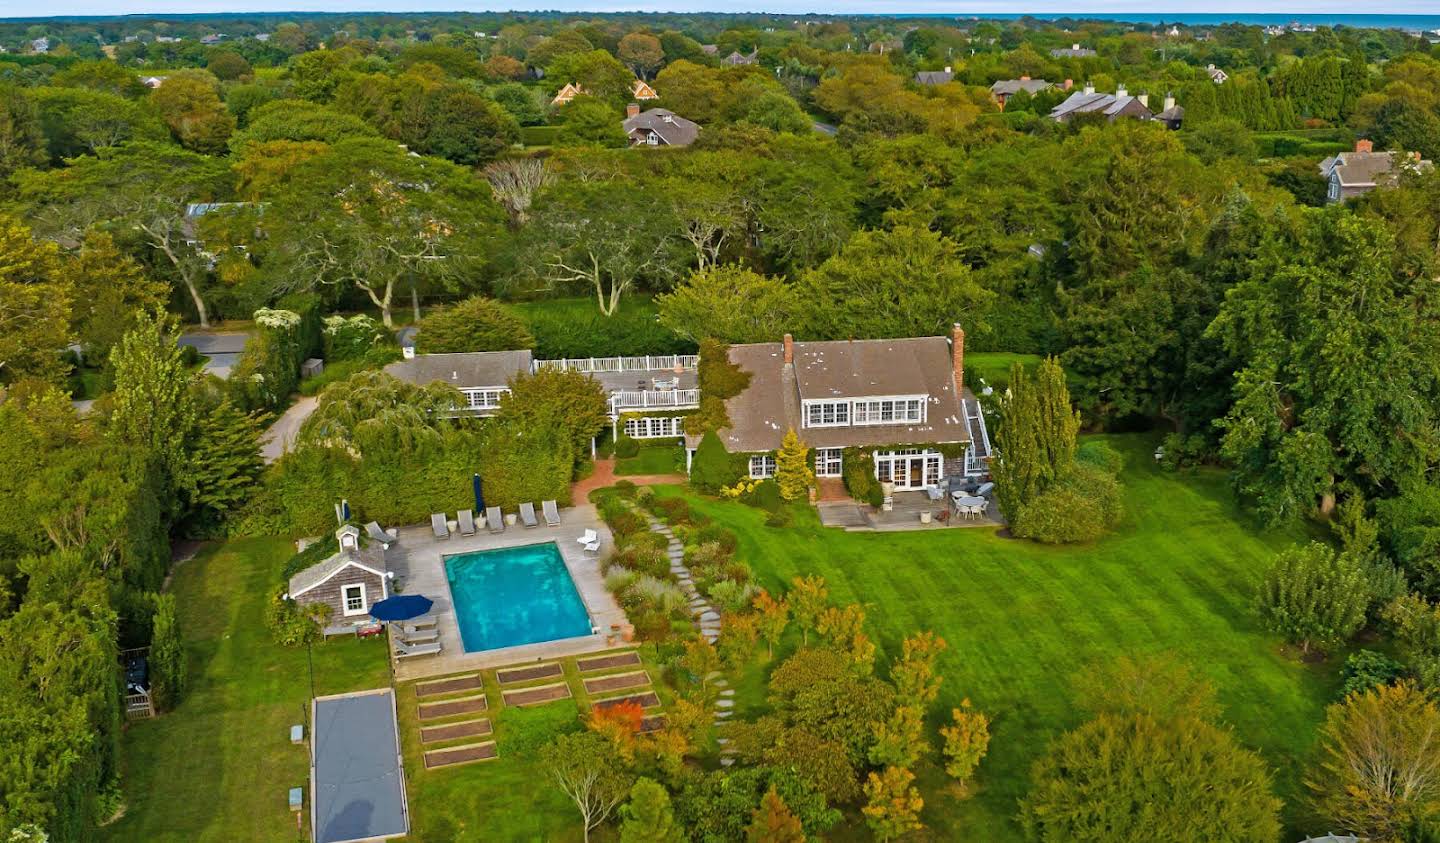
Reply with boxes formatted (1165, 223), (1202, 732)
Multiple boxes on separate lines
(342, 583), (367, 616)
(749, 455), (777, 478)
(816, 448), (843, 477)
(462, 388), (508, 411)
(623, 416), (685, 439)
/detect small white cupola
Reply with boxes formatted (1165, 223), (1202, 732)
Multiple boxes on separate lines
(336, 524), (361, 552)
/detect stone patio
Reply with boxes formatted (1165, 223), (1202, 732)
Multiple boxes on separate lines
(817, 490), (1004, 531)
(385, 503), (632, 682)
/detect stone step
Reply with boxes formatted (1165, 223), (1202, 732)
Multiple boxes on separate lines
(715, 709), (732, 718)
(716, 737), (730, 744)
(718, 688), (734, 696)
(716, 698), (735, 708)
(698, 610), (720, 623)
(720, 757), (735, 767)
(711, 679), (729, 688)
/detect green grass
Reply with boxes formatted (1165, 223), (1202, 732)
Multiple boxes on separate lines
(615, 444), (684, 476)
(103, 538), (389, 842)
(653, 434), (1340, 840)
(966, 352), (1043, 390)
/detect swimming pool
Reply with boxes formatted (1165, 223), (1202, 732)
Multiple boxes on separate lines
(444, 542), (594, 652)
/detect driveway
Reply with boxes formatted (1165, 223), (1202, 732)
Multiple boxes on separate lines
(179, 331), (252, 380)
(260, 396), (317, 463)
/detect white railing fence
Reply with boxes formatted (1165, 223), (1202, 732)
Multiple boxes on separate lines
(610, 388), (702, 411)
(536, 355), (698, 374)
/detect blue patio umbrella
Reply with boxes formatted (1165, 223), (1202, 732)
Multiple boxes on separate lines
(473, 473), (485, 513)
(369, 594), (434, 622)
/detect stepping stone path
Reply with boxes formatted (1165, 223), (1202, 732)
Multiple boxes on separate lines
(647, 517), (721, 643)
(708, 672), (740, 766)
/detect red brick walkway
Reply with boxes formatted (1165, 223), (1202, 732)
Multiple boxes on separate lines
(572, 459), (688, 503)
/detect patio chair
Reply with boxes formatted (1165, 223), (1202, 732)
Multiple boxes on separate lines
(975, 482), (995, 497)
(431, 513), (449, 540)
(519, 501), (539, 529)
(393, 639), (442, 658)
(401, 614), (437, 632)
(542, 499), (561, 527)
(584, 538), (601, 555)
(365, 521), (395, 549)
(457, 509), (477, 537)
(577, 529), (598, 547)
(486, 506), (505, 534)
(926, 486), (944, 501)
(401, 628), (439, 644)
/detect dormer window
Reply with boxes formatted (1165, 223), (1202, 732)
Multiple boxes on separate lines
(801, 396), (926, 428)
(805, 400), (850, 427)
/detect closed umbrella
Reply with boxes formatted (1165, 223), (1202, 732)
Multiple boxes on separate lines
(473, 473), (485, 513)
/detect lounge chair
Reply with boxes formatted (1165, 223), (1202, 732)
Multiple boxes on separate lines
(975, 482), (995, 497)
(394, 639), (441, 658)
(486, 506), (505, 534)
(519, 501), (539, 528)
(401, 628), (439, 644)
(365, 521), (395, 548)
(458, 509), (477, 537)
(401, 614), (436, 632)
(542, 499), (561, 527)
(431, 513), (449, 540)
(577, 529), (598, 547)
(583, 538), (601, 555)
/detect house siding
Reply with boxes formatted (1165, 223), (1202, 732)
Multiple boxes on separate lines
(296, 566), (385, 625)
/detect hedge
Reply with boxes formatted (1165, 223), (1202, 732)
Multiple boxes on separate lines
(227, 293), (323, 414)
(520, 125), (561, 146)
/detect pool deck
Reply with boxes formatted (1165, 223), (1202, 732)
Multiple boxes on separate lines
(386, 504), (632, 683)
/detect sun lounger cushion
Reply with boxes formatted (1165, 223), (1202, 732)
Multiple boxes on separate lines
(542, 500), (560, 527)
(519, 502), (538, 528)
(431, 513), (449, 539)
(458, 509), (476, 536)
(486, 506), (504, 533)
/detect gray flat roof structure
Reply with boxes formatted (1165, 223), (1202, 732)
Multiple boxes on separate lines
(311, 689), (409, 843)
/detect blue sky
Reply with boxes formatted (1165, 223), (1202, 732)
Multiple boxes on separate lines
(2, 1), (1438, 20)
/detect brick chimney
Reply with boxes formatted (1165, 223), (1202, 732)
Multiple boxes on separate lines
(950, 324), (965, 390)
(1020, 74), (1030, 81)
(944, 65), (952, 73)
(783, 333), (794, 365)
(626, 102), (640, 119)
(1064, 78), (1073, 90)
(1355, 138), (1373, 154)
(1164, 93), (1176, 112)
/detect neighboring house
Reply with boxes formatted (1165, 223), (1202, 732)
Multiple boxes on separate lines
(200, 33), (226, 45)
(1154, 94), (1185, 130)
(142, 75), (168, 88)
(287, 525), (390, 630)
(990, 76), (1055, 107)
(631, 79), (659, 100)
(1051, 43), (1096, 58)
(1204, 63), (1229, 84)
(722, 50), (758, 66)
(384, 349), (533, 415)
(1049, 84), (1156, 123)
(29, 37), (49, 53)
(552, 79), (659, 106)
(1320, 139), (1435, 203)
(700, 44), (719, 56)
(914, 66), (954, 85)
(623, 105), (700, 147)
(684, 326), (991, 488)
(551, 82), (586, 106)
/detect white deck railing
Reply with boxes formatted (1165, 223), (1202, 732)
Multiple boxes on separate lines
(610, 388), (701, 412)
(536, 354), (698, 374)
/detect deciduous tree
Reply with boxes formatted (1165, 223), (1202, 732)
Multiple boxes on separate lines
(788, 574), (828, 646)
(1256, 542), (1369, 655)
(415, 296), (534, 354)
(752, 589), (789, 657)
(0, 214), (71, 385)
(862, 765), (924, 841)
(149, 69), (235, 153)
(940, 700), (991, 788)
(657, 265), (798, 344)
(542, 731), (634, 843)
(619, 33), (664, 80)
(108, 311), (197, 500)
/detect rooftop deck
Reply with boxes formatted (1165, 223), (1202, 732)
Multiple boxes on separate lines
(384, 504), (631, 682)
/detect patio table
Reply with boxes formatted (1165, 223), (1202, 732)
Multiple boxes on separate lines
(951, 494), (986, 508)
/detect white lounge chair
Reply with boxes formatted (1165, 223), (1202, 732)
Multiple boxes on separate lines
(431, 513), (449, 540)
(458, 509), (477, 537)
(519, 501), (539, 529)
(394, 639), (441, 658)
(486, 506), (505, 534)
(365, 521), (395, 549)
(577, 529), (598, 547)
(401, 628), (439, 644)
(584, 538), (601, 555)
(542, 499), (561, 527)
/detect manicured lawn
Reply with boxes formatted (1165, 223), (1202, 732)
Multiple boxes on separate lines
(615, 444), (685, 476)
(965, 351), (1043, 389)
(653, 434), (1340, 840)
(103, 538), (390, 842)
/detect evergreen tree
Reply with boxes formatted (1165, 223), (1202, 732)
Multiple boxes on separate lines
(186, 397), (266, 528)
(747, 787), (805, 843)
(775, 428), (815, 502)
(618, 777), (683, 843)
(993, 357), (1079, 518)
(149, 593), (186, 711)
(108, 310), (198, 509)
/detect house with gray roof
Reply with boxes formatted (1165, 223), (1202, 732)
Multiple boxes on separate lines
(287, 525), (389, 630)
(684, 326), (991, 489)
(1049, 84), (1156, 123)
(914, 66), (954, 85)
(1320, 139), (1434, 203)
(384, 349), (533, 415)
(623, 106), (700, 147)
(990, 76), (1055, 107)
(722, 50), (758, 66)
(1051, 43), (1096, 58)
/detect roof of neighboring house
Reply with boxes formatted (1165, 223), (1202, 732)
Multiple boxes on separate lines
(695, 336), (972, 453)
(1321, 151), (1435, 187)
(631, 79), (659, 100)
(723, 50), (758, 65)
(915, 69), (954, 85)
(700, 44), (718, 55)
(991, 78), (1053, 96)
(1051, 45), (1096, 57)
(623, 108), (701, 147)
(1205, 64), (1228, 82)
(289, 541), (387, 598)
(551, 81), (584, 104)
(384, 350), (533, 390)
(1155, 104), (1185, 122)
(1049, 90), (1154, 121)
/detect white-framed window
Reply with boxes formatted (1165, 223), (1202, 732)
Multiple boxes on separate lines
(853, 397), (925, 426)
(623, 416), (684, 438)
(342, 583), (367, 616)
(646, 133), (659, 146)
(749, 455), (776, 478)
(873, 450), (943, 489)
(804, 400), (851, 428)
(463, 388), (508, 410)
(816, 448), (843, 477)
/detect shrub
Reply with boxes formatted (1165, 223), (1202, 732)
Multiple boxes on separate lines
(1076, 439), (1124, 475)
(265, 595), (320, 646)
(612, 544), (671, 581)
(843, 449), (883, 507)
(496, 702), (583, 755)
(321, 314), (387, 361)
(1013, 463), (1122, 544)
(605, 568), (638, 594)
(613, 479), (638, 499)
(607, 509), (649, 543)
(765, 509), (794, 528)
(415, 296), (534, 354)
(690, 431), (738, 493)
(1159, 432), (1212, 471)
(693, 524), (738, 555)
(613, 436), (641, 459)
(1256, 542), (1369, 655)
(747, 479), (783, 513)
(636, 487), (655, 509)
(685, 541), (733, 573)
(625, 575), (688, 616)
(654, 497), (692, 525)
(1340, 650), (1406, 699)
(708, 579), (759, 613)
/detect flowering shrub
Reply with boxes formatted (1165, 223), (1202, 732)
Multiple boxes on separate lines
(322, 314), (387, 361)
(254, 307), (302, 330)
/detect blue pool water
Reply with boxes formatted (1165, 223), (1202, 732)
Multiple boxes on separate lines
(444, 542), (593, 653)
